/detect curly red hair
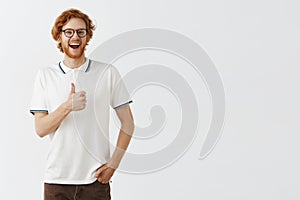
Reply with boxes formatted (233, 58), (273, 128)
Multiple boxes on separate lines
(51, 8), (96, 53)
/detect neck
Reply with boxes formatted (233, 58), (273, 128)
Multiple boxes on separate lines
(63, 55), (86, 69)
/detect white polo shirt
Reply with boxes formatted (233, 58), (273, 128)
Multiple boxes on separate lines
(30, 59), (132, 184)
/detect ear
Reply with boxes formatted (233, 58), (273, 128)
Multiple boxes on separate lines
(57, 34), (61, 42)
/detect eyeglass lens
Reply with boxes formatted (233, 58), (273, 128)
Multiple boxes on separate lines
(63, 29), (87, 38)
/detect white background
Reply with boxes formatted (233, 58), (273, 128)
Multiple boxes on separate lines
(0, 0), (299, 199)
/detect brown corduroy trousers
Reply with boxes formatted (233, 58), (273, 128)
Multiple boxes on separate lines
(44, 180), (111, 200)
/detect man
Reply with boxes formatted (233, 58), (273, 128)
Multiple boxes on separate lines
(30, 8), (134, 200)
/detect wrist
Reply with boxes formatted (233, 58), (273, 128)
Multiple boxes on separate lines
(61, 101), (72, 114)
(107, 160), (119, 170)
(109, 148), (126, 169)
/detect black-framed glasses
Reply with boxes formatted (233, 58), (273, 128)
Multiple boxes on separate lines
(61, 28), (88, 38)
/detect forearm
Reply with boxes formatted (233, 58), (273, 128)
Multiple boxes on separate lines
(35, 102), (71, 137)
(109, 128), (133, 169)
(99, 105), (135, 169)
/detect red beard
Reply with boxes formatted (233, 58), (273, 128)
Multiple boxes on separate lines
(62, 42), (86, 59)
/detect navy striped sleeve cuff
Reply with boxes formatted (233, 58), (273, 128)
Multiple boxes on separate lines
(30, 110), (48, 115)
(113, 100), (133, 109)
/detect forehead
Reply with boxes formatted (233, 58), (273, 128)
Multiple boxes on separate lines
(63, 18), (86, 29)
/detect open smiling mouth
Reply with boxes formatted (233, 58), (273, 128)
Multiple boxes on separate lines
(69, 44), (80, 49)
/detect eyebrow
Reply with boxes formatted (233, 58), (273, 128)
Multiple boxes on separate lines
(63, 27), (87, 29)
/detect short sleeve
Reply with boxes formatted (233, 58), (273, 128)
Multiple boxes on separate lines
(110, 66), (132, 109)
(29, 70), (48, 115)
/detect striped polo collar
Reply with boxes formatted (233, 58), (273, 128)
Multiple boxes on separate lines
(58, 59), (91, 74)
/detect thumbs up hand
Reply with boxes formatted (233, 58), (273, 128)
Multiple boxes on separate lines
(66, 83), (86, 111)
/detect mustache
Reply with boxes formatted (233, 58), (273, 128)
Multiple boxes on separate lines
(69, 40), (81, 44)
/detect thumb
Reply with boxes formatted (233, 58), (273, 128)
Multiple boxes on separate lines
(70, 83), (75, 94)
(95, 165), (108, 178)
